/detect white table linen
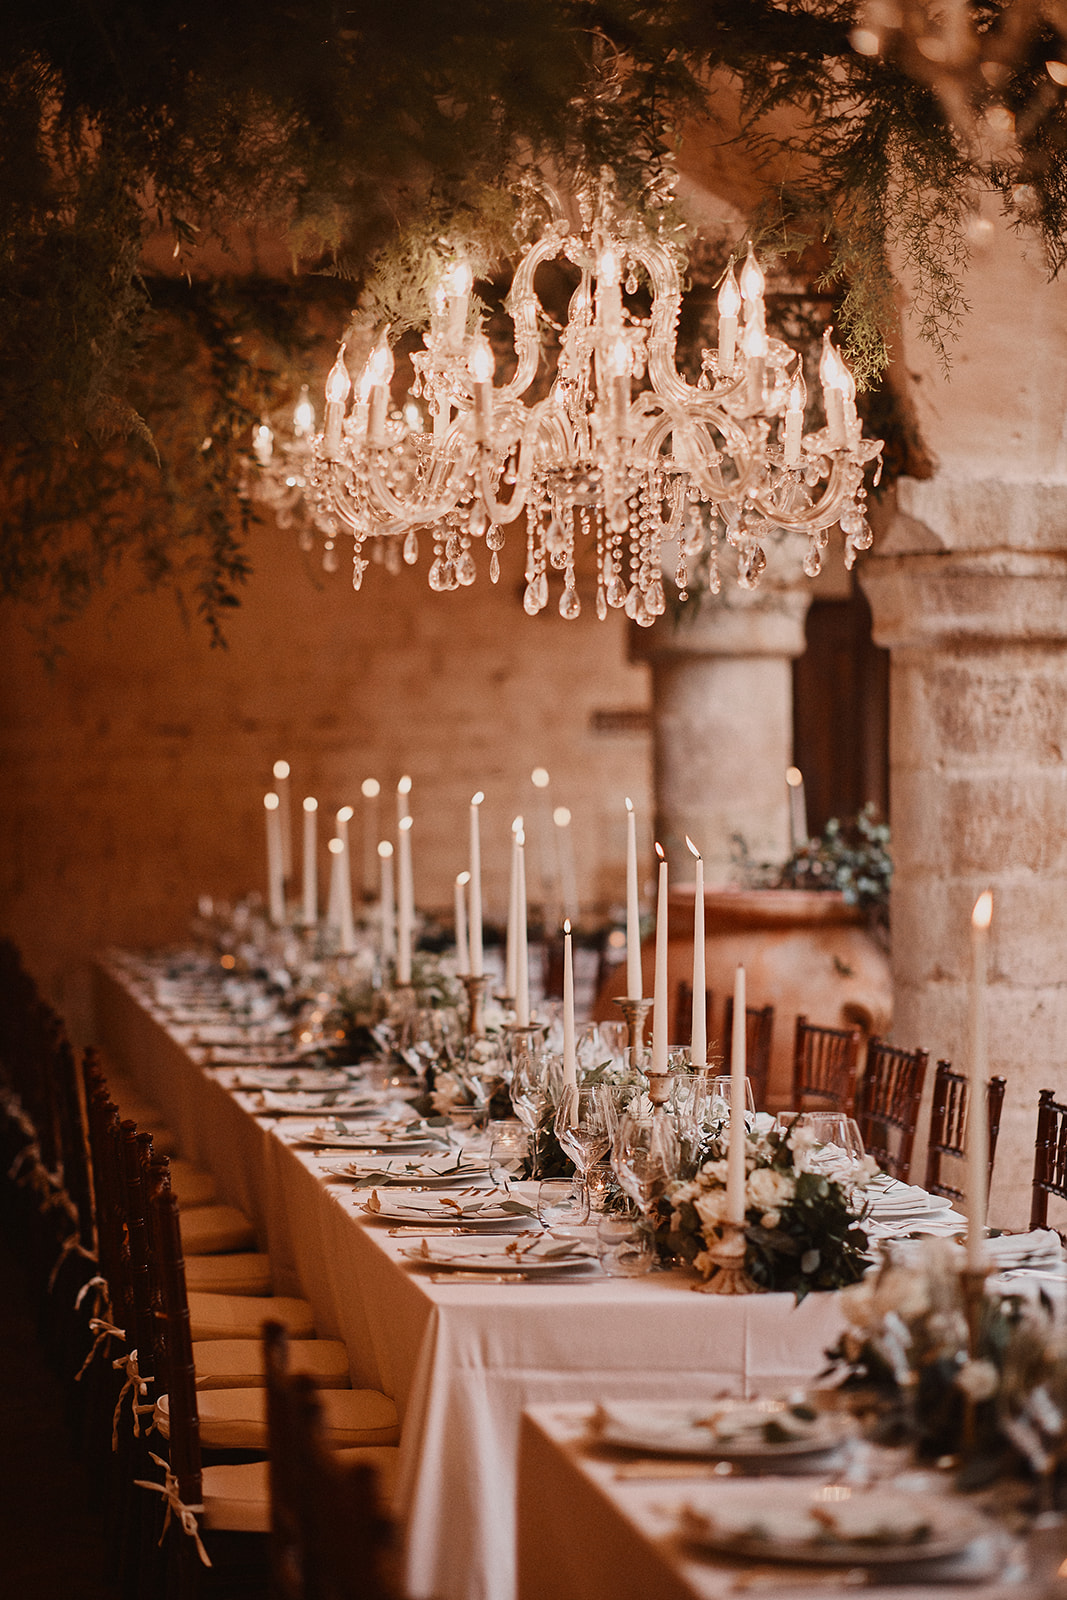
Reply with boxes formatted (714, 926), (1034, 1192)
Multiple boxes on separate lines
(517, 1406), (1016, 1600)
(95, 957), (849, 1600)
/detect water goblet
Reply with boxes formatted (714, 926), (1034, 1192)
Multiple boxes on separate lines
(554, 1084), (616, 1204)
(612, 1107), (680, 1222)
(537, 1178), (590, 1232)
(596, 1212), (655, 1277)
(489, 1119), (530, 1182)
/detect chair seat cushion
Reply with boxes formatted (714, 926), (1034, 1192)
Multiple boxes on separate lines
(156, 1387), (400, 1451)
(194, 1338), (350, 1390)
(200, 1446), (400, 1532)
(185, 1252), (272, 1296)
(180, 1204), (257, 1255)
(188, 1291), (315, 1341)
(200, 1459), (271, 1535)
(169, 1159), (218, 1207)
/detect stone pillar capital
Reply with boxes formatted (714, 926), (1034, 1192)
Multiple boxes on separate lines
(861, 540), (1067, 653)
(631, 580), (812, 664)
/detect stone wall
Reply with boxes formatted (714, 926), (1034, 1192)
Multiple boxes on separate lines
(0, 521), (652, 1038)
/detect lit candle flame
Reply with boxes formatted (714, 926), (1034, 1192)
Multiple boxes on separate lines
(457, 870), (471, 886)
(327, 837), (343, 855)
(264, 792), (280, 811)
(337, 805), (354, 823)
(398, 775), (412, 795)
(563, 918), (572, 935)
(472, 791), (484, 806)
(972, 890), (993, 929)
(553, 806), (571, 828)
(655, 841), (665, 860)
(361, 778), (380, 799)
(303, 796), (317, 813)
(786, 767), (803, 788)
(531, 767), (550, 788)
(273, 760), (290, 780)
(685, 835), (701, 861)
(625, 795), (634, 813)
(399, 815), (413, 833)
(325, 345), (351, 404)
(378, 840), (393, 859)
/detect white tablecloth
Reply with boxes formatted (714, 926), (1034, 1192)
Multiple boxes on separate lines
(95, 958), (849, 1600)
(517, 1407), (1016, 1600)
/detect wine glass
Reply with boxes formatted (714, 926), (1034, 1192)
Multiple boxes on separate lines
(511, 1050), (564, 1176)
(612, 1107), (680, 1220)
(554, 1084), (616, 1202)
(786, 1112), (866, 1180)
(706, 1075), (757, 1117)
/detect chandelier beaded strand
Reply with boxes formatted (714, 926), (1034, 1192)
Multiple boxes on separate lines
(293, 186), (883, 621)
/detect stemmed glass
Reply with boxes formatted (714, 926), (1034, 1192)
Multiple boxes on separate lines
(612, 1106), (681, 1225)
(511, 1050), (564, 1177)
(553, 1084), (616, 1205)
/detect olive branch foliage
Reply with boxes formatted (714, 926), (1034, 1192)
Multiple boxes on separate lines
(2, 0), (1066, 637)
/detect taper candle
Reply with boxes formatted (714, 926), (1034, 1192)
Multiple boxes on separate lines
(625, 798), (642, 998)
(264, 793), (285, 926)
(515, 829), (530, 1027)
(272, 761), (293, 881)
(361, 778), (380, 900)
(378, 841), (396, 961)
(469, 793), (484, 977)
(302, 797), (318, 926)
(397, 814), (414, 983)
(651, 843), (669, 1074)
(562, 919), (577, 1090)
(686, 836), (706, 1065)
(967, 891), (993, 1268)
(727, 965), (747, 1223)
(454, 872), (470, 973)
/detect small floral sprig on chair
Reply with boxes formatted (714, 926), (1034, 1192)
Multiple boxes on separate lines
(664, 1121), (871, 1299)
(824, 1240), (1067, 1495)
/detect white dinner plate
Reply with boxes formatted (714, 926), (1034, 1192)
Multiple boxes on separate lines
(326, 1158), (495, 1187)
(677, 1482), (986, 1567)
(222, 1067), (356, 1090)
(361, 1192), (535, 1225)
(401, 1236), (597, 1273)
(867, 1187), (953, 1220)
(590, 1399), (850, 1462)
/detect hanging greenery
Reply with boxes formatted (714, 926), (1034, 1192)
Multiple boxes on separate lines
(2, 1), (1066, 631)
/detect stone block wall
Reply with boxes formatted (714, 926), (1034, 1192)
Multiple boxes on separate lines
(0, 521), (652, 1039)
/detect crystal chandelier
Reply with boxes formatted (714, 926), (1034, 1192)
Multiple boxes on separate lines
(304, 183), (884, 624)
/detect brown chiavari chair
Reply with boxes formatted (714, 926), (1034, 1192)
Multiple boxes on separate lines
(924, 1060), (1006, 1203)
(265, 1321), (402, 1600)
(674, 982), (714, 1054)
(1030, 1089), (1067, 1235)
(853, 1038), (930, 1182)
(722, 998), (775, 1111)
(792, 1015), (863, 1113)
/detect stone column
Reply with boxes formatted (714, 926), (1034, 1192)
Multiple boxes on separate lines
(862, 209), (1067, 1229)
(632, 570), (812, 882)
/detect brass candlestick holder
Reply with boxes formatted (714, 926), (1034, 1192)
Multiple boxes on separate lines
(460, 973), (490, 1039)
(614, 996), (653, 1068)
(647, 1072), (673, 1108)
(694, 1219), (759, 1295)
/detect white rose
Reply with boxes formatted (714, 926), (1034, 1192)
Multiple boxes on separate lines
(759, 1210), (781, 1230)
(699, 1159), (730, 1186)
(694, 1188), (732, 1230)
(747, 1166), (795, 1211)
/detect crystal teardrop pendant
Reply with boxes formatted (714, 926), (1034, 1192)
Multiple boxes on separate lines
(533, 571), (548, 610)
(803, 541), (823, 578)
(606, 572), (627, 608)
(428, 556), (449, 591)
(403, 529), (420, 565)
(523, 579), (542, 616)
(486, 524), (505, 550)
(624, 585), (640, 619)
(595, 584), (607, 621)
(456, 550), (477, 586)
(559, 584), (581, 620)
(469, 502), (488, 536)
(489, 551), (500, 584)
(351, 557), (368, 591)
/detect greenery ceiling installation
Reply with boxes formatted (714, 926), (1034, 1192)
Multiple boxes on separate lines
(2, 0), (1066, 636)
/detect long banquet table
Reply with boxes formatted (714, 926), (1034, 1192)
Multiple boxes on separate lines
(94, 954), (850, 1600)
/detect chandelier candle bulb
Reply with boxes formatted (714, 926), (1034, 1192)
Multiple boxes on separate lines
(469, 336), (495, 442)
(446, 261), (472, 349)
(454, 872), (470, 974)
(651, 843), (669, 1075)
(252, 422), (274, 466)
(361, 778), (381, 901)
(272, 761), (293, 881)
(786, 766), (808, 852)
(742, 317), (768, 413)
(365, 337), (395, 450)
(783, 370), (806, 468)
(397, 815), (414, 984)
(686, 837), (706, 1065)
(378, 841), (396, 961)
(625, 798), (642, 999)
(335, 806), (356, 954)
(302, 798), (318, 926)
(968, 891), (993, 1269)
(264, 793), (286, 927)
(728, 965), (747, 1224)
(469, 793), (485, 977)
(716, 267), (741, 377)
(562, 919), (578, 1090)
(515, 831), (530, 1027)
(293, 389), (315, 438)
(323, 345), (351, 456)
(820, 331), (848, 448)
(596, 246), (623, 331)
